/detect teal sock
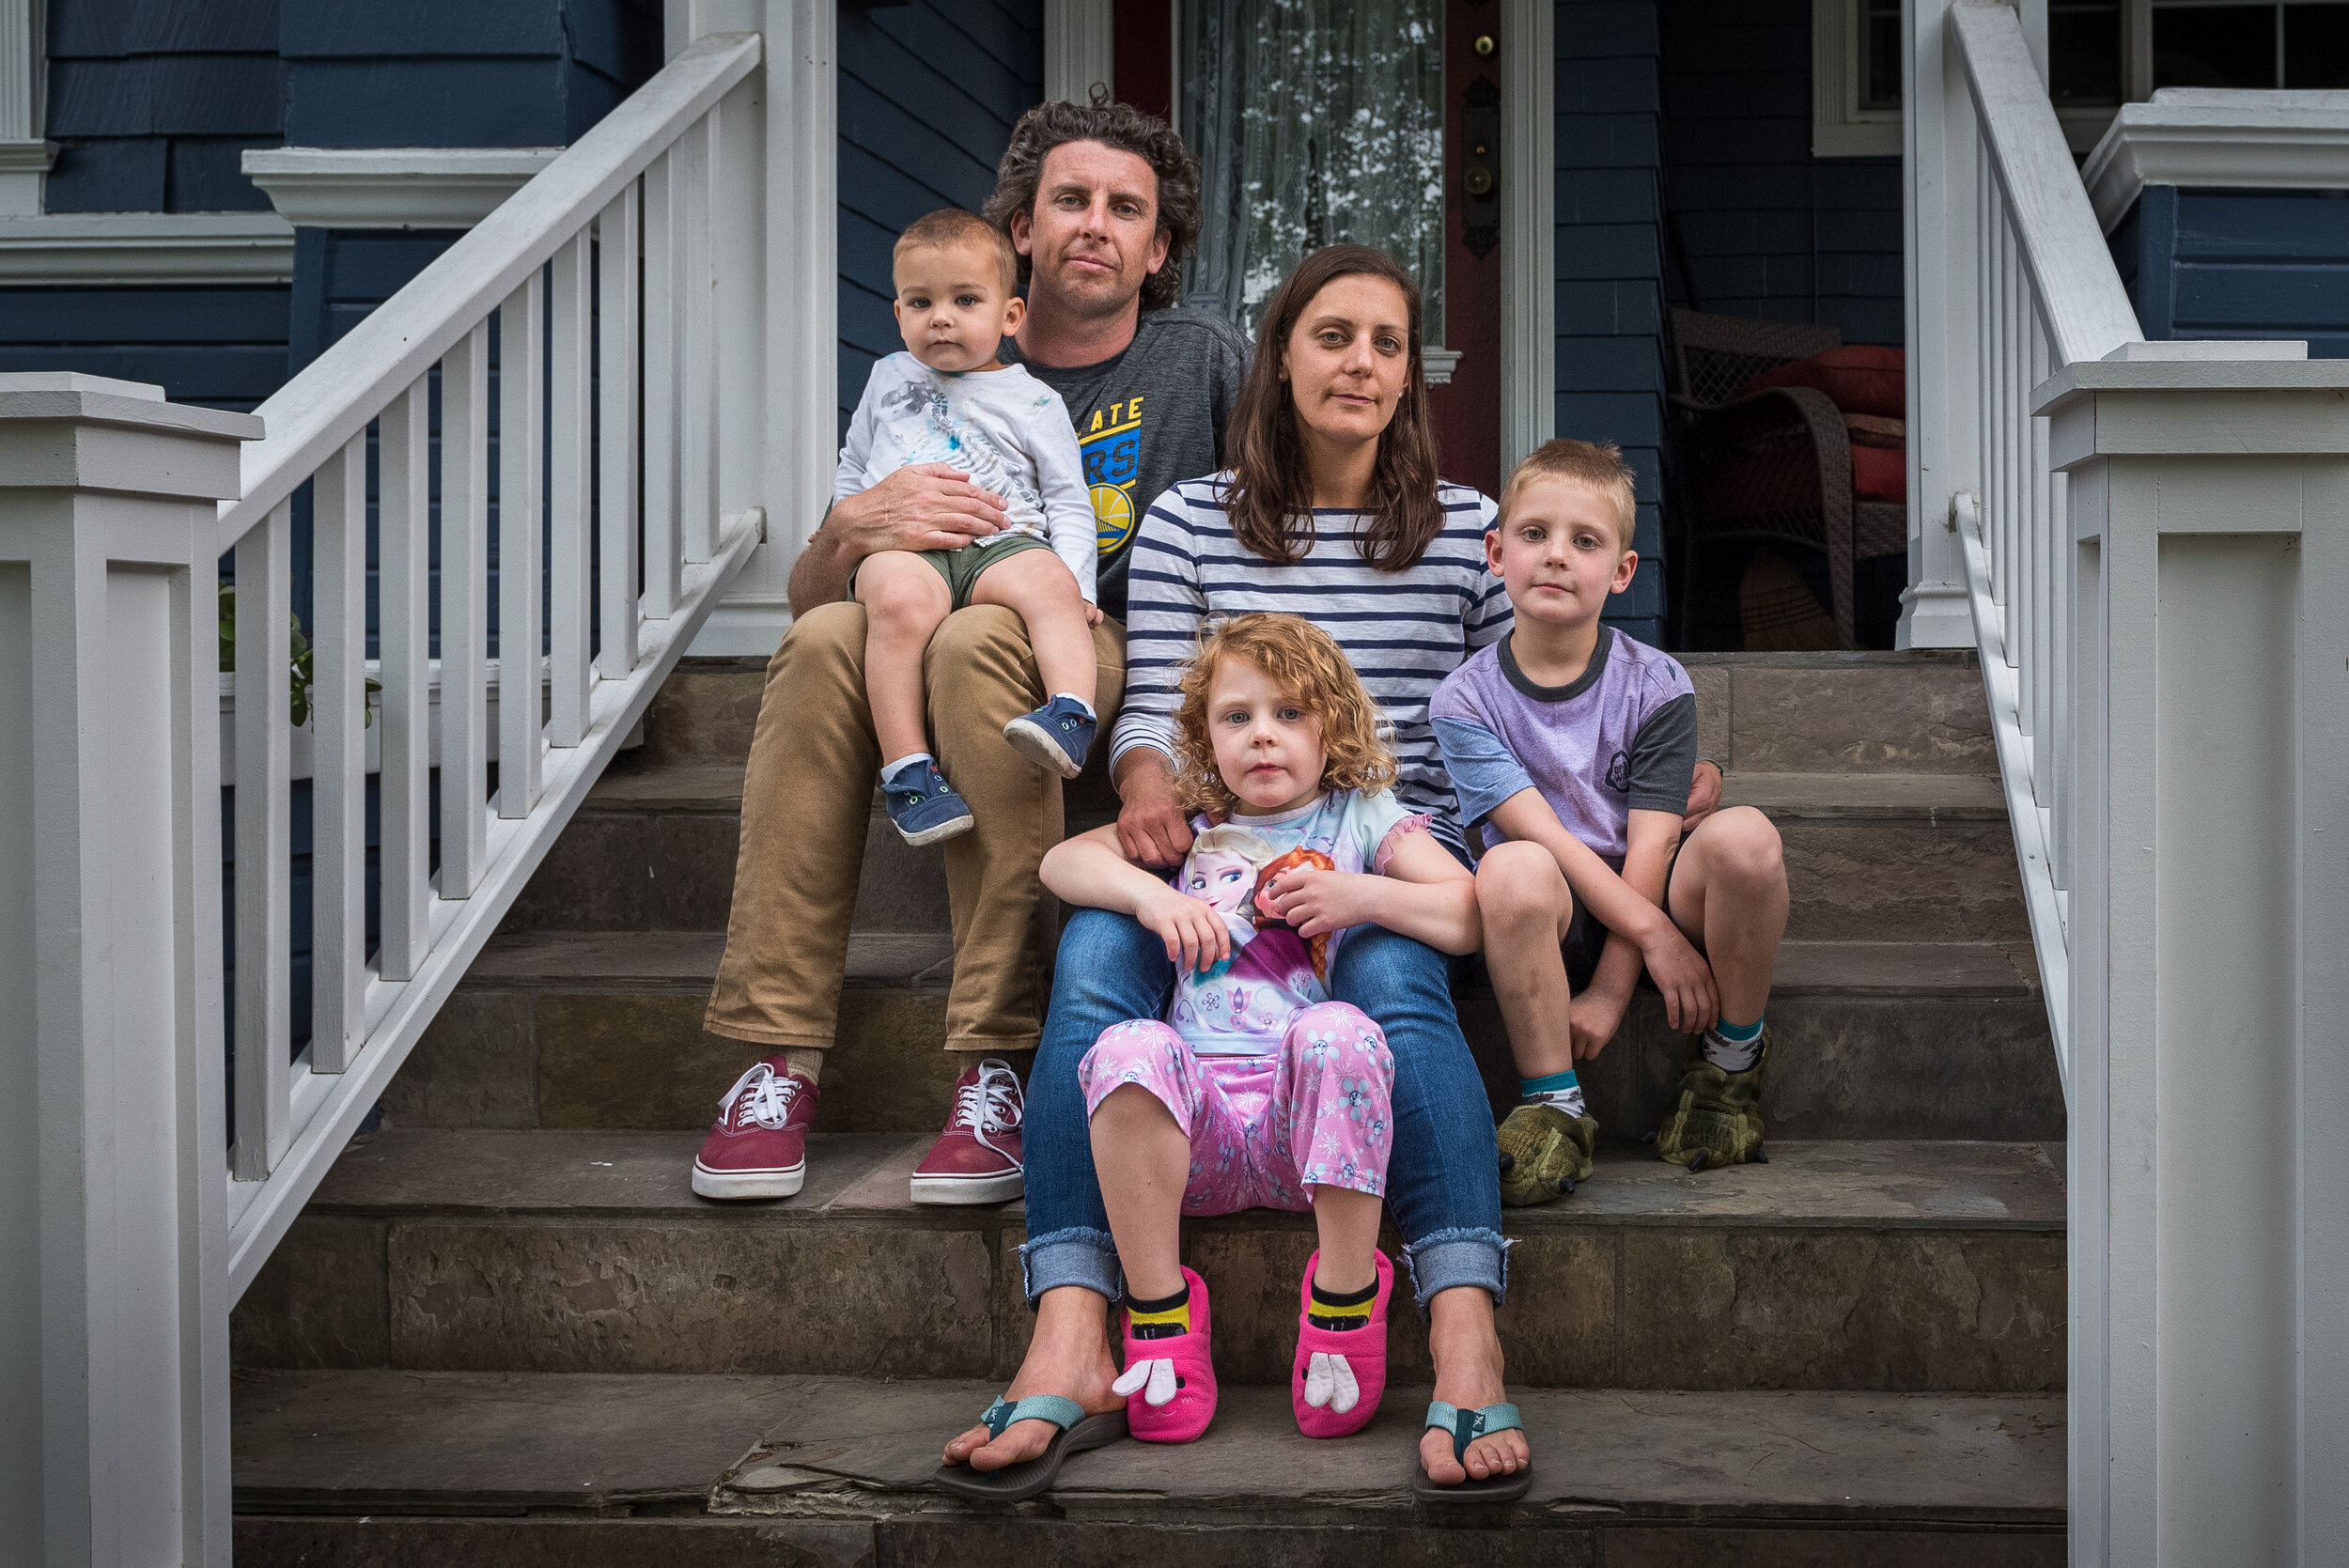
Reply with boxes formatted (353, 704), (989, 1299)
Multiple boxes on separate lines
(1519, 1068), (1585, 1119)
(1703, 1016), (1764, 1072)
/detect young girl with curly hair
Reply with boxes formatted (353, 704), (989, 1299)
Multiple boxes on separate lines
(1038, 613), (1480, 1446)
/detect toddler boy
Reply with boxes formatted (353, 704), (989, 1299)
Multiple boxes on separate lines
(840, 209), (1104, 845)
(1430, 440), (1790, 1203)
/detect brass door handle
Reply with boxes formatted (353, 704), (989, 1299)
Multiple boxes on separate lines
(1464, 165), (1495, 197)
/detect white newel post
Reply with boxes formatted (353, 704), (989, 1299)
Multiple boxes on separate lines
(2046, 354), (2349, 1567)
(0, 373), (260, 1568)
(1901, 0), (1986, 648)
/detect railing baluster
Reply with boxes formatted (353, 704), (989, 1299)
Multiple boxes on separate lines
(231, 501), (293, 1179)
(599, 187), (643, 678)
(642, 160), (681, 618)
(498, 272), (545, 818)
(680, 114), (718, 563)
(378, 378), (431, 981)
(440, 321), (491, 895)
(548, 233), (594, 748)
(311, 438), (369, 1072)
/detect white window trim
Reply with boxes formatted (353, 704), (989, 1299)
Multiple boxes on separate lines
(241, 147), (566, 229)
(1044, 0), (1114, 107)
(0, 0), (51, 216)
(1815, 0), (2143, 158)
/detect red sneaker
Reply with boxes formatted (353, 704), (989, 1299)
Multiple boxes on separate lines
(692, 1057), (818, 1199)
(910, 1058), (1024, 1204)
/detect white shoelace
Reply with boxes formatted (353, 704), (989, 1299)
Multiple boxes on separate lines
(718, 1063), (801, 1132)
(953, 1058), (1023, 1158)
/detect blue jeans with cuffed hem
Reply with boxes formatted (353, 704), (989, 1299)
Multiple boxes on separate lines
(1018, 908), (1509, 1315)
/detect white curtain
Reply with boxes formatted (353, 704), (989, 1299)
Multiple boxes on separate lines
(1181, 0), (1446, 345)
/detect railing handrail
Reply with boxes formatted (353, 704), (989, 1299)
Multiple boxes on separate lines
(214, 30), (760, 554)
(1949, 0), (2139, 366)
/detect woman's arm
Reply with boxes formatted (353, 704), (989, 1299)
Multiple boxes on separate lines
(1110, 487), (1209, 865)
(1041, 824), (1236, 974)
(1259, 829), (1483, 956)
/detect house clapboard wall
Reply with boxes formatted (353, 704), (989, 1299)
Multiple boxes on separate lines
(2111, 185), (2349, 358)
(835, 0), (1045, 442)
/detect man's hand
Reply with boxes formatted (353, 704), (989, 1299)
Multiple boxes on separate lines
(1136, 886), (1231, 975)
(846, 462), (1009, 553)
(787, 465), (1010, 613)
(1639, 921), (1719, 1035)
(1260, 866), (1381, 939)
(1569, 986), (1630, 1060)
(1682, 760), (1724, 834)
(1115, 752), (1193, 868)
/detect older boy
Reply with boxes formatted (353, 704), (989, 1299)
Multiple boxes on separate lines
(1431, 440), (1790, 1203)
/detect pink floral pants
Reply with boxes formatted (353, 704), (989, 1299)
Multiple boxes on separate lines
(1077, 1001), (1395, 1216)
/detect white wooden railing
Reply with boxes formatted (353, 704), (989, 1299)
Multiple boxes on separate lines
(214, 30), (764, 1296)
(1938, 0), (2140, 1093)
(1917, 5), (2349, 1561)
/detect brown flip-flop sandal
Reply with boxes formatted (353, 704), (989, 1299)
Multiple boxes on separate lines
(932, 1394), (1128, 1504)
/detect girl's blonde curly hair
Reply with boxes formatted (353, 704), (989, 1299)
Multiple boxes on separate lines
(1174, 613), (1396, 816)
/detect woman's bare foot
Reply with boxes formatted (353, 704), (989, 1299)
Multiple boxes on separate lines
(1418, 1285), (1531, 1485)
(941, 1287), (1125, 1472)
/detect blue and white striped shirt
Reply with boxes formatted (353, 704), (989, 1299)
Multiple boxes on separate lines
(1110, 474), (1514, 844)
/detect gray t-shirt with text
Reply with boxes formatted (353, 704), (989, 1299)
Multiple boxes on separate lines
(1003, 305), (1251, 619)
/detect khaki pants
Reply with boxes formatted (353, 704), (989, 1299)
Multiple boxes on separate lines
(704, 600), (1127, 1055)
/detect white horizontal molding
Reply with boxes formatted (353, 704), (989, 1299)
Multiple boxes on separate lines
(2083, 88), (2349, 234)
(242, 147), (567, 230)
(1423, 345), (1461, 385)
(0, 210), (295, 284)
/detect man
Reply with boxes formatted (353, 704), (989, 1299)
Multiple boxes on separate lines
(693, 101), (1252, 1206)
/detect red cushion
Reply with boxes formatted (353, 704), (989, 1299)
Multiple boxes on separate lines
(1739, 346), (1906, 419)
(1851, 442), (1906, 505)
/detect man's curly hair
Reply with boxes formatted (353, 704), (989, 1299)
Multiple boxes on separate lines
(1174, 613), (1396, 817)
(982, 95), (1203, 313)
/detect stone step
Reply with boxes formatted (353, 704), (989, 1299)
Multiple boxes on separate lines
(233, 1130), (2065, 1394)
(502, 762), (2022, 946)
(388, 933), (2063, 1145)
(231, 1370), (2062, 1565)
(642, 651), (1997, 778)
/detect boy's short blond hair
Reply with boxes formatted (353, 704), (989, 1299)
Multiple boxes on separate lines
(894, 209), (1019, 296)
(1500, 438), (1639, 552)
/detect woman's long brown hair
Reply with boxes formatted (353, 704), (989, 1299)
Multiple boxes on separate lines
(1221, 244), (1446, 572)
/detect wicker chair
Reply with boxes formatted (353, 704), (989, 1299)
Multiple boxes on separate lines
(1665, 308), (1906, 648)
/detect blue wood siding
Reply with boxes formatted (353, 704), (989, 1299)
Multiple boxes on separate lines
(1658, 0), (1904, 346)
(2115, 185), (2349, 358)
(0, 286), (289, 409)
(1554, 0), (1670, 647)
(836, 0), (1043, 440)
(281, 0), (660, 147)
(44, 0), (285, 212)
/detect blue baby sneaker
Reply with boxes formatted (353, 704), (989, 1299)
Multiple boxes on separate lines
(1003, 695), (1097, 780)
(882, 759), (975, 846)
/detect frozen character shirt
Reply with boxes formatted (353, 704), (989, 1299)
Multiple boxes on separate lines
(1166, 789), (1430, 1057)
(834, 350), (1098, 602)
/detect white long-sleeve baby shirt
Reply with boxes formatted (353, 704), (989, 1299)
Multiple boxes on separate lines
(835, 351), (1097, 603)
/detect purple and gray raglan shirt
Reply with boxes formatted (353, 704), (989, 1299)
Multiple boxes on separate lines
(1428, 629), (1699, 866)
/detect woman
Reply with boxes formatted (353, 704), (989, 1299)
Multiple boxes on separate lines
(939, 245), (1531, 1499)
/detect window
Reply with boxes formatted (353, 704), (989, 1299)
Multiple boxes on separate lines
(2151, 1), (2349, 88)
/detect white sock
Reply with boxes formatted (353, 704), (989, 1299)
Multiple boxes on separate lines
(1518, 1069), (1585, 1119)
(1529, 1084), (1587, 1118)
(1702, 1019), (1765, 1073)
(1050, 692), (1097, 720)
(881, 752), (934, 786)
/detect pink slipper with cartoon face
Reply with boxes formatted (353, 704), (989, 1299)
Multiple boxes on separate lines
(1112, 1265), (1218, 1444)
(1291, 1248), (1392, 1438)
